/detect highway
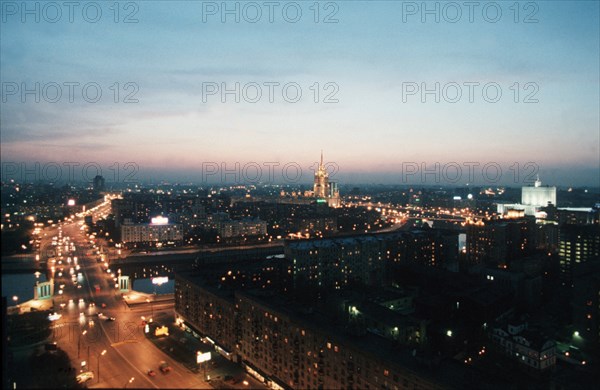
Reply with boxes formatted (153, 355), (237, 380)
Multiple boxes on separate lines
(44, 198), (211, 389)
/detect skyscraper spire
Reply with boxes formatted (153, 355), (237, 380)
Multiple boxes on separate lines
(320, 149), (323, 168)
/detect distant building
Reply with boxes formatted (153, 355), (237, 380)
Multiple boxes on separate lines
(286, 234), (387, 290)
(285, 230), (458, 291)
(217, 218), (268, 238)
(92, 175), (105, 192)
(521, 177), (556, 207)
(313, 151), (340, 208)
(120, 217), (183, 247)
(497, 177), (556, 217)
(556, 207), (599, 225)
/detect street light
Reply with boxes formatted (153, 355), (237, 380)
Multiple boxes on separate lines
(197, 351), (211, 381)
(78, 330), (87, 358)
(124, 377), (135, 388)
(146, 298), (153, 319)
(97, 349), (107, 383)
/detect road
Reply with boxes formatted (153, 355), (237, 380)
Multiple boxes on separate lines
(44, 198), (211, 389)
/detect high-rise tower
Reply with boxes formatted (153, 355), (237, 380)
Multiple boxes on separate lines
(313, 151), (328, 198)
(313, 151), (340, 207)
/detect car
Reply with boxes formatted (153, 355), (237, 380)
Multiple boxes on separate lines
(159, 361), (171, 373)
(107, 317), (116, 321)
(76, 371), (94, 383)
(147, 370), (156, 377)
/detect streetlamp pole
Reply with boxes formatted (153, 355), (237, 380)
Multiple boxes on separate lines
(78, 330), (87, 358)
(97, 349), (106, 383)
(124, 377), (135, 388)
(147, 298), (153, 318)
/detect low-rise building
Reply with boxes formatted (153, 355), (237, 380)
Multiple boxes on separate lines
(490, 321), (556, 371)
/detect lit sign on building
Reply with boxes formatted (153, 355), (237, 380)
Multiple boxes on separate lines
(197, 351), (212, 364)
(151, 216), (169, 225)
(67, 199), (76, 206)
(152, 276), (169, 285)
(155, 326), (169, 337)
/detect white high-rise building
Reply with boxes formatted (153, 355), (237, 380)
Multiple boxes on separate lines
(497, 177), (557, 217)
(522, 177), (556, 207)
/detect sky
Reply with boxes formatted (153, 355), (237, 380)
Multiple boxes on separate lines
(1, 0), (599, 187)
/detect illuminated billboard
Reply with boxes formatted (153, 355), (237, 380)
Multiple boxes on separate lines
(155, 326), (169, 337)
(152, 276), (169, 285)
(151, 216), (169, 225)
(197, 351), (211, 364)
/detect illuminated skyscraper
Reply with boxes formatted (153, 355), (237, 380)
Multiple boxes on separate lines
(313, 151), (340, 207)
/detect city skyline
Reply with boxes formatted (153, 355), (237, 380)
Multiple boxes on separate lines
(1, 1), (599, 187)
(2, 2), (599, 388)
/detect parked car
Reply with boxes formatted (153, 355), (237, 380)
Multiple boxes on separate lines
(147, 370), (156, 377)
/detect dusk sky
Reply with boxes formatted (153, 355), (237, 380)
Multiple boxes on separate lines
(1, 1), (599, 186)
